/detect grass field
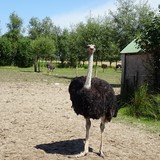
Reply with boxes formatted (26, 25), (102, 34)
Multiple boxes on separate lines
(0, 65), (121, 85)
(0, 65), (160, 133)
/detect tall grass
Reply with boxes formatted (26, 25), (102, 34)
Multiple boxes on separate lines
(125, 84), (160, 120)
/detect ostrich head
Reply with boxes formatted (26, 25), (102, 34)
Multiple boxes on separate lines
(87, 44), (96, 54)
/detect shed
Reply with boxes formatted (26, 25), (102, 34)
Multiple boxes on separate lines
(120, 39), (152, 97)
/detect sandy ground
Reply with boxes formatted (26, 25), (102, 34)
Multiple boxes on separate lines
(0, 82), (160, 160)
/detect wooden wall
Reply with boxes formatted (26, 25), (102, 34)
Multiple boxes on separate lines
(121, 52), (152, 97)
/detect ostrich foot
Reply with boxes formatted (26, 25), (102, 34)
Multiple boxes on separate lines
(68, 151), (88, 158)
(99, 150), (105, 158)
(75, 151), (88, 157)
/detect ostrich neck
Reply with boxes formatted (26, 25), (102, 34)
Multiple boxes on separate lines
(84, 53), (93, 89)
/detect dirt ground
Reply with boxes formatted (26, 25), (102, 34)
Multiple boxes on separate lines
(0, 81), (160, 160)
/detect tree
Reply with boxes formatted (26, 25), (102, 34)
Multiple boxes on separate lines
(0, 23), (1, 36)
(110, 0), (155, 50)
(75, 18), (105, 75)
(31, 36), (55, 72)
(15, 37), (33, 67)
(28, 17), (42, 39)
(110, 0), (136, 49)
(79, 17), (103, 49)
(5, 12), (23, 65)
(41, 17), (57, 39)
(99, 16), (121, 66)
(68, 29), (84, 68)
(106, 41), (120, 67)
(6, 12), (23, 40)
(75, 22), (88, 66)
(28, 17), (57, 71)
(135, 1), (155, 33)
(57, 29), (70, 66)
(0, 36), (12, 65)
(53, 26), (62, 61)
(137, 7), (160, 90)
(28, 17), (57, 40)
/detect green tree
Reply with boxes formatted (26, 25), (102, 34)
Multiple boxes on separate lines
(41, 17), (57, 39)
(75, 22), (88, 65)
(53, 26), (62, 60)
(5, 12), (23, 65)
(99, 16), (120, 66)
(28, 17), (57, 40)
(137, 7), (160, 90)
(107, 41), (120, 67)
(135, 1), (155, 33)
(67, 29), (82, 68)
(110, 0), (136, 49)
(110, 0), (154, 50)
(15, 37), (33, 67)
(28, 17), (42, 39)
(0, 23), (1, 35)
(75, 18), (105, 75)
(79, 17), (103, 49)
(0, 36), (12, 65)
(31, 36), (55, 72)
(57, 29), (69, 66)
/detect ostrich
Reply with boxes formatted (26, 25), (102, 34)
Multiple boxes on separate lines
(68, 44), (118, 157)
(115, 64), (122, 71)
(101, 64), (107, 72)
(46, 62), (55, 73)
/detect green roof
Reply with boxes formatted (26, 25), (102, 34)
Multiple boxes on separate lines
(120, 39), (141, 54)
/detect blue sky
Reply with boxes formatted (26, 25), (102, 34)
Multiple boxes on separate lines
(0, 0), (159, 35)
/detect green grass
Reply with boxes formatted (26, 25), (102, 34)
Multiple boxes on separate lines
(0, 65), (121, 85)
(0, 65), (160, 133)
(114, 107), (160, 133)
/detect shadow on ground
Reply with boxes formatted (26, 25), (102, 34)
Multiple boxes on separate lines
(35, 139), (93, 156)
(54, 75), (73, 80)
(110, 84), (121, 88)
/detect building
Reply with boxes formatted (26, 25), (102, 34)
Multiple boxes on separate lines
(120, 39), (152, 97)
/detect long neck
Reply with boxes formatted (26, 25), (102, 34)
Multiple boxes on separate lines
(84, 53), (93, 89)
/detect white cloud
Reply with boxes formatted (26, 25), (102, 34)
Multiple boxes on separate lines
(148, 0), (159, 8)
(52, 10), (87, 28)
(52, 1), (116, 28)
(52, 0), (159, 29)
(148, 0), (159, 10)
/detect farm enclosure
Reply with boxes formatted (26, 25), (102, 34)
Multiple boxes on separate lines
(0, 69), (160, 160)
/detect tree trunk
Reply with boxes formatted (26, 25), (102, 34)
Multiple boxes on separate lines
(34, 58), (38, 72)
(38, 60), (41, 72)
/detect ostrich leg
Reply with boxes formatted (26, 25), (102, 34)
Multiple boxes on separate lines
(99, 117), (107, 157)
(74, 118), (91, 157)
(84, 118), (91, 155)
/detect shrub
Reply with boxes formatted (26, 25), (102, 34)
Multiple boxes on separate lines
(15, 37), (33, 68)
(126, 84), (160, 120)
(149, 94), (160, 120)
(56, 62), (69, 68)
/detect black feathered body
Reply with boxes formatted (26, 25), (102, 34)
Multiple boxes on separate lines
(69, 76), (118, 121)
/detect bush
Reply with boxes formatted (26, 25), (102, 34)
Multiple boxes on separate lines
(56, 62), (69, 68)
(15, 37), (33, 68)
(126, 84), (160, 120)
(149, 94), (160, 120)
(15, 54), (33, 68)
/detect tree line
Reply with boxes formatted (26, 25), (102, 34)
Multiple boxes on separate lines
(0, 0), (159, 74)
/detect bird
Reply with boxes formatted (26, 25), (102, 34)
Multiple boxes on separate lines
(46, 62), (55, 73)
(68, 44), (118, 157)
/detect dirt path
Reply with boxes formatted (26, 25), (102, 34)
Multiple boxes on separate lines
(0, 82), (160, 160)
